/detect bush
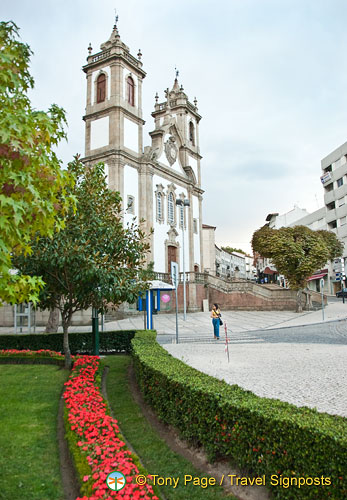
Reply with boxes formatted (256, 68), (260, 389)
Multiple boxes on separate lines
(131, 333), (347, 500)
(0, 330), (140, 354)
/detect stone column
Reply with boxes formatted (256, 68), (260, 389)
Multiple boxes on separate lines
(86, 72), (92, 107)
(144, 165), (154, 263)
(198, 193), (204, 272)
(187, 186), (194, 273)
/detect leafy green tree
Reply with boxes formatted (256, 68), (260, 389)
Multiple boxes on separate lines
(221, 246), (248, 256)
(0, 21), (75, 304)
(15, 158), (152, 368)
(252, 224), (343, 311)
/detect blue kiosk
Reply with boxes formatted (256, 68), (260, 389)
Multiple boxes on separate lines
(138, 280), (175, 329)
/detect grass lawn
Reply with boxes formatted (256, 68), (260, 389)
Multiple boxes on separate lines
(0, 365), (68, 500)
(104, 355), (235, 500)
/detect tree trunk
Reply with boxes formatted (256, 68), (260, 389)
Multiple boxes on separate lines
(45, 307), (60, 333)
(62, 319), (72, 370)
(296, 289), (303, 313)
(305, 289), (312, 311)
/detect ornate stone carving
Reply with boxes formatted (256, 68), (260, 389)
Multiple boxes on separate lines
(143, 146), (159, 161)
(167, 227), (179, 243)
(164, 136), (178, 166)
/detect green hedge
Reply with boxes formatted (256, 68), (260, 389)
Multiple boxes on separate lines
(131, 332), (347, 500)
(0, 330), (140, 354)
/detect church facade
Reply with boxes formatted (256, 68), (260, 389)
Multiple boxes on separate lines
(82, 22), (204, 275)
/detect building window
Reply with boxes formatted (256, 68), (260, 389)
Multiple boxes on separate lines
(193, 218), (198, 234)
(157, 193), (162, 220)
(189, 121), (195, 146)
(337, 177), (344, 187)
(324, 165), (332, 173)
(328, 220), (337, 229)
(324, 183), (333, 192)
(127, 76), (135, 106)
(327, 201), (335, 211)
(127, 195), (135, 214)
(168, 192), (174, 224)
(155, 184), (165, 223)
(96, 73), (106, 103)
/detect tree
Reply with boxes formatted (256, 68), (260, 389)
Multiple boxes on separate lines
(15, 158), (152, 368)
(251, 224), (343, 311)
(221, 246), (248, 256)
(0, 21), (75, 304)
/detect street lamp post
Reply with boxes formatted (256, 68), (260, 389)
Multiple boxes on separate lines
(176, 198), (190, 321)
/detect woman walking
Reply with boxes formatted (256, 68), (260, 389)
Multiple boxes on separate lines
(211, 303), (221, 339)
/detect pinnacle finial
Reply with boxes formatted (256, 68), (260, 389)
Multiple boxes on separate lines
(137, 49), (142, 60)
(155, 92), (159, 103)
(88, 43), (93, 55)
(175, 66), (179, 79)
(114, 8), (119, 28)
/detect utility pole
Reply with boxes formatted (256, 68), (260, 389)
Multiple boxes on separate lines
(176, 198), (190, 321)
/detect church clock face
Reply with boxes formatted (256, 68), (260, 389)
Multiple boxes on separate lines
(164, 136), (178, 166)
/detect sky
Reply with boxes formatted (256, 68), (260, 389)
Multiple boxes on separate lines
(3, 0), (347, 254)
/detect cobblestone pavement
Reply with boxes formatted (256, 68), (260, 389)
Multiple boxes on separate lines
(163, 320), (347, 417)
(163, 318), (347, 345)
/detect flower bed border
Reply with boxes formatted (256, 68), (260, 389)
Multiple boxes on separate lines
(0, 349), (160, 500)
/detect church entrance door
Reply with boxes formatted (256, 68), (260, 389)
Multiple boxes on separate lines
(168, 246), (177, 274)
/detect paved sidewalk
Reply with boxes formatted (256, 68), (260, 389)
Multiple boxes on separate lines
(2, 299), (347, 336)
(83, 299), (347, 337)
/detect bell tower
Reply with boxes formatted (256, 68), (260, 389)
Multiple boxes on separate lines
(82, 18), (146, 200)
(150, 72), (202, 187)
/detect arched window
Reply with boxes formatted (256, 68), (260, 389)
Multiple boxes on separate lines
(189, 121), (195, 146)
(127, 76), (135, 106)
(157, 192), (162, 221)
(168, 192), (174, 224)
(96, 73), (106, 103)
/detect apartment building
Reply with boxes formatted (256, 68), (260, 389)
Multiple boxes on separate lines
(321, 141), (347, 252)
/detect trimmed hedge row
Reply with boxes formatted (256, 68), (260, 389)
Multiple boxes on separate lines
(0, 330), (138, 354)
(131, 332), (347, 500)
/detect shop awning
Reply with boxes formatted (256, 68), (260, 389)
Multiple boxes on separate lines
(264, 267), (277, 275)
(307, 272), (327, 281)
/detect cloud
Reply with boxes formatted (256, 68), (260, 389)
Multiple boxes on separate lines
(3, 0), (347, 254)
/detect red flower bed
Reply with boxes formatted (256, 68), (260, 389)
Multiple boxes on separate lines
(64, 355), (158, 500)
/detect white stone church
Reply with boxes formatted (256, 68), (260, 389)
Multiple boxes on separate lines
(82, 21), (204, 275)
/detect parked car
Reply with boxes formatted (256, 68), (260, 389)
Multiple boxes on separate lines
(336, 288), (347, 298)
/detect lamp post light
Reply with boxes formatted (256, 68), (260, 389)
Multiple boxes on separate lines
(176, 198), (190, 321)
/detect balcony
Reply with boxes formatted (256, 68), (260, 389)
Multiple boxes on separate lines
(324, 190), (336, 205)
(326, 210), (337, 224)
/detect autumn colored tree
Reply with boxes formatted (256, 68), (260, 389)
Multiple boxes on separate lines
(0, 21), (75, 304)
(15, 158), (152, 368)
(252, 224), (343, 311)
